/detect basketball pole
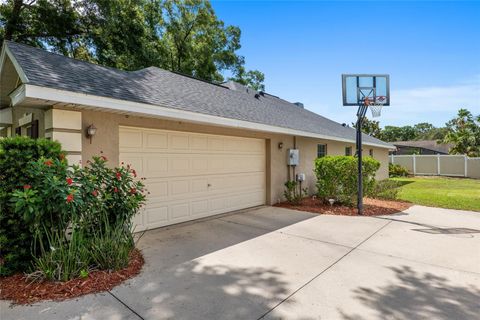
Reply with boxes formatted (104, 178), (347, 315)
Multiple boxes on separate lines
(356, 102), (369, 215)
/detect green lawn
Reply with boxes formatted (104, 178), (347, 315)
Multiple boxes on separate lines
(391, 176), (480, 212)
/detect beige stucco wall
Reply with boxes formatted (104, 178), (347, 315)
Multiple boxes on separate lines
(12, 105), (46, 137)
(80, 109), (389, 204)
(5, 105), (391, 204)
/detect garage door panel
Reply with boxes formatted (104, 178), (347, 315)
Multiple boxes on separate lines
(119, 129), (143, 151)
(146, 157), (168, 175)
(191, 199), (209, 216)
(190, 136), (208, 150)
(208, 176), (227, 190)
(192, 158), (209, 172)
(208, 157), (225, 172)
(121, 156), (144, 173)
(170, 180), (190, 196)
(132, 209), (144, 229)
(146, 181), (168, 198)
(209, 197), (226, 212)
(170, 133), (190, 150)
(208, 137), (224, 151)
(169, 203), (190, 220)
(169, 157), (190, 173)
(120, 127), (265, 231)
(191, 179), (209, 193)
(145, 206), (168, 224)
(144, 132), (168, 149)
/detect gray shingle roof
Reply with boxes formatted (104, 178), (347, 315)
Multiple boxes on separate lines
(5, 41), (392, 148)
(393, 140), (452, 154)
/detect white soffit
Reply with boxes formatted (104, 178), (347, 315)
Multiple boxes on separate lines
(11, 83), (395, 150)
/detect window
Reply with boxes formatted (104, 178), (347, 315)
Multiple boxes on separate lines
(317, 144), (327, 158)
(369, 149), (374, 157)
(345, 146), (352, 156)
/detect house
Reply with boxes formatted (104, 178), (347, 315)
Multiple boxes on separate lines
(391, 140), (452, 155)
(0, 41), (394, 230)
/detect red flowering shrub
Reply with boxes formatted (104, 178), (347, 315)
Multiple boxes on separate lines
(6, 146), (145, 280)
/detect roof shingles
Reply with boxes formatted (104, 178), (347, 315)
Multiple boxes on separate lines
(6, 41), (392, 148)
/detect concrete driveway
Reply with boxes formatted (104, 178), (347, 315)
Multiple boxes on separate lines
(2, 205), (480, 320)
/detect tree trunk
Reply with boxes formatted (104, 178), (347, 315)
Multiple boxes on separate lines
(4, 0), (24, 41)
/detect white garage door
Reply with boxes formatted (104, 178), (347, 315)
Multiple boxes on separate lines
(119, 126), (266, 231)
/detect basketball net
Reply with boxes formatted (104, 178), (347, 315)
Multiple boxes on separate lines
(363, 96), (386, 118)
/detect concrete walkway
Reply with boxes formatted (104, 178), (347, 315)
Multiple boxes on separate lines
(2, 205), (479, 320)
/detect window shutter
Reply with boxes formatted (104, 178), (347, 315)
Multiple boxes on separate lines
(30, 120), (39, 139)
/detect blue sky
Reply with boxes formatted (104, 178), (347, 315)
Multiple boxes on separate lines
(212, 1), (480, 128)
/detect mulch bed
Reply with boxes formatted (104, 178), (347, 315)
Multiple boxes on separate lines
(275, 197), (412, 216)
(0, 248), (144, 305)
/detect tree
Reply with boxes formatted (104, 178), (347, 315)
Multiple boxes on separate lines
(0, 0), (265, 86)
(413, 122), (434, 137)
(0, 0), (86, 55)
(229, 65), (265, 91)
(380, 125), (418, 142)
(441, 108), (480, 157)
(412, 122), (448, 141)
(352, 117), (382, 138)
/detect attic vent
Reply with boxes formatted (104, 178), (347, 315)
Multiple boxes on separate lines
(293, 102), (304, 108)
(255, 93), (261, 99)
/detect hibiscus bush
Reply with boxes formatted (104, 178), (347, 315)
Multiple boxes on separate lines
(0, 136), (146, 279)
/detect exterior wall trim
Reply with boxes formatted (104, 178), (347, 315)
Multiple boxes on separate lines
(13, 83), (394, 150)
(0, 44), (29, 83)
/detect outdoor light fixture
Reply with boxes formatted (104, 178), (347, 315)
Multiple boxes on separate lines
(278, 142), (283, 149)
(86, 124), (97, 144)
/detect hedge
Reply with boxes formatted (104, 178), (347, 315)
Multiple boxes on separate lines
(314, 155), (380, 206)
(0, 137), (65, 275)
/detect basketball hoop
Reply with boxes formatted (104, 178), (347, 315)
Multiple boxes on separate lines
(341, 74), (390, 215)
(364, 96), (386, 118)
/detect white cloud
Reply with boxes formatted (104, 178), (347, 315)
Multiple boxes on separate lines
(392, 84), (479, 112)
(307, 76), (480, 127)
(380, 77), (480, 126)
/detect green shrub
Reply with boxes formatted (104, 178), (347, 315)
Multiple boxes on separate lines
(10, 154), (146, 281)
(89, 214), (134, 271)
(0, 137), (65, 275)
(368, 179), (402, 200)
(71, 156), (146, 233)
(2, 136), (146, 280)
(284, 180), (308, 205)
(31, 227), (91, 282)
(389, 163), (409, 177)
(314, 156), (380, 206)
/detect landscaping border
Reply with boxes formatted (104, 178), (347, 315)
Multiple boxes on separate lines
(0, 249), (144, 305)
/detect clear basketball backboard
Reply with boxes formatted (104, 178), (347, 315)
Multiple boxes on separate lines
(342, 74), (390, 106)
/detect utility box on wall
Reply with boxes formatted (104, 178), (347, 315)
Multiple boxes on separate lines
(288, 149), (299, 166)
(296, 173), (306, 181)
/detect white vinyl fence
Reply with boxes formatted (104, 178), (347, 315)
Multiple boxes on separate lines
(390, 154), (480, 179)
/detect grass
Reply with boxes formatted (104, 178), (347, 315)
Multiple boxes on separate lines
(390, 176), (480, 212)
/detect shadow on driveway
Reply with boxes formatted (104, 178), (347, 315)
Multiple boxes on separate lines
(341, 265), (480, 320)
